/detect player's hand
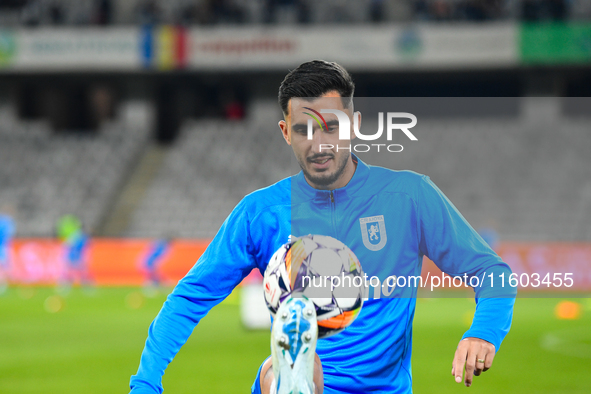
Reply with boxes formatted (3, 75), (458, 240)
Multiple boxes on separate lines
(451, 337), (495, 387)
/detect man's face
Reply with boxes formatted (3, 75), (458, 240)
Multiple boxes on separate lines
(279, 91), (357, 190)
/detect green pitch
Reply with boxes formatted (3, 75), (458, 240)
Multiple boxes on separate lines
(0, 287), (590, 393)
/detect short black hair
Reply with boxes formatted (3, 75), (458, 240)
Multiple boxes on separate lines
(278, 60), (355, 116)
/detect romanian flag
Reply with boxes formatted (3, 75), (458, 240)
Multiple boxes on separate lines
(141, 25), (188, 70)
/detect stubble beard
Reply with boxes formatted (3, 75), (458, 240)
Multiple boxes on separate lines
(298, 152), (349, 189)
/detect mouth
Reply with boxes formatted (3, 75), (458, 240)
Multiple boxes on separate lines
(308, 156), (333, 170)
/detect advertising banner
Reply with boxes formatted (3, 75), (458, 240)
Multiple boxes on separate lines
(422, 242), (591, 294)
(0, 24), (518, 72)
(521, 22), (591, 65)
(5, 239), (209, 286)
(187, 24), (518, 71)
(3, 239), (590, 292)
(1, 28), (139, 71)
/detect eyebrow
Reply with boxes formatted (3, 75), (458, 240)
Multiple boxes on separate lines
(292, 119), (341, 132)
(325, 120), (339, 128)
(292, 123), (308, 133)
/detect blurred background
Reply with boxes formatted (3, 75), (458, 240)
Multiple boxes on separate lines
(0, 0), (590, 393)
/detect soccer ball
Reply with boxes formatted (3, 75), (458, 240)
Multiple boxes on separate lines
(263, 235), (365, 338)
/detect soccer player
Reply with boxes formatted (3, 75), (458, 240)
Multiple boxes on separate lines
(130, 60), (515, 393)
(140, 237), (171, 288)
(0, 207), (16, 291)
(56, 215), (90, 287)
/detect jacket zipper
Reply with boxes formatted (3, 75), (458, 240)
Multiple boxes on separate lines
(330, 191), (337, 237)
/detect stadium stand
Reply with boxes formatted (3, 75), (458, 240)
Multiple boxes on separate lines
(124, 112), (295, 238)
(0, 0), (585, 27)
(0, 101), (151, 237)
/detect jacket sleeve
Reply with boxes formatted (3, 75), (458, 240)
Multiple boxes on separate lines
(416, 176), (516, 351)
(129, 199), (258, 393)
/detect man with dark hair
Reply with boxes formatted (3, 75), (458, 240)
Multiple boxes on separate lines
(277, 60), (354, 115)
(130, 60), (515, 394)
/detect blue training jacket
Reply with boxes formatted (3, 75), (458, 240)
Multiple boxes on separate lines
(130, 156), (515, 393)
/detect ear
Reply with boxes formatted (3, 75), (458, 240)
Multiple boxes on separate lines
(279, 120), (291, 145)
(350, 111), (361, 141)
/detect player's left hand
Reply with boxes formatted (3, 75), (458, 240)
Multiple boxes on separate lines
(451, 337), (495, 387)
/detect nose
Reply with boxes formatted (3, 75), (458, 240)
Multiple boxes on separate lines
(310, 127), (329, 155)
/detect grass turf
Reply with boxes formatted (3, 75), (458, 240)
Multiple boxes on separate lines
(0, 287), (590, 393)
